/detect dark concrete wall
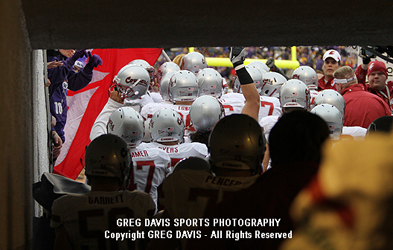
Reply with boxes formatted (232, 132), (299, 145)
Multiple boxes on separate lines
(0, 0), (33, 249)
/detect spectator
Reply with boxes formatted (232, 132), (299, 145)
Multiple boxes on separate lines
(333, 66), (391, 128)
(50, 134), (155, 250)
(48, 49), (102, 147)
(364, 61), (393, 111)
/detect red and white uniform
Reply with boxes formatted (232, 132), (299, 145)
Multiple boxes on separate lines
(129, 146), (171, 208)
(90, 99), (171, 208)
(259, 115), (280, 141)
(144, 141), (208, 170)
(220, 92), (281, 121)
(218, 93), (245, 115)
(51, 190), (155, 250)
(310, 89), (319, 109)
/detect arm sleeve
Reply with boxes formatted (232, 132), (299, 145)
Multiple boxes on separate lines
(90, 98), (123, 141)
(67, 69), (93, 92)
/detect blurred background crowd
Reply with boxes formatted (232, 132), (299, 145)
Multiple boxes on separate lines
(155, 46), (359, 87)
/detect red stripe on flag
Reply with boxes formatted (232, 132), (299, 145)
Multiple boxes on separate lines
(54, 48), (162, 179)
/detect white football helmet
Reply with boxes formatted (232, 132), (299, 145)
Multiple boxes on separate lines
(233, 65), (264, 93)
(85, 134), (131, 187)
(247, 60), (269, 72)
(196, 68), (223, 98)
(128, 59), (155, 82)
(280, 79), (310, 110)
(314, 89), (345, 120)
(111, 64), (150, 100)
(159, 71), (176, 102)
(168, 70), (199, 102)
(291, 66), (318, 90)
(261, 72), (287, 97)
(190, 95), (225, 132)
(311, 104), (343, 140)
(157, 62), (180, 84)
(181, 52), (207, 75)
(107, 107), (145, 148)
(209, 114), (266, 174)
(149, 108), (185, 143)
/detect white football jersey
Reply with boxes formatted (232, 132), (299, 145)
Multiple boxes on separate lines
(51, 190), (155, 250)
(144, 141), (208, 170)
(218, 93), (245, 115)
(342, 126), (367, 140)
(259, 115), (280, 142)
(310, 89), (319, 110)
(219, 93), (282, 120)
(128, 146), (171, 208)
(90, 98), (123, 141)
(149, 92), (164, 103)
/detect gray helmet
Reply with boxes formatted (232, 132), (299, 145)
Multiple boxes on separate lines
(314, 89), (345, 120)
(190, 95), (225, 132)
(280, 79), (310, 110)
(168, 70), (199, 102)
(85, 134), (131, 187)
(311, 104), (343, 140)
(233, 65), (264, 93)
(181, 52), (207, 75)
(149, 108), (184, 142)
(247, 60), (269, 72)
(209, 114), (266, 174)
(159, 71), (177, 101)
(261, 72), (287, 97)
(292, 66), (318, 90)
(107, 107), (144, 148)
(196, 68), (223, 98)
(157, 62), (180, 84)
(112, 64), (150, 100)
(128, 59), (155, 82)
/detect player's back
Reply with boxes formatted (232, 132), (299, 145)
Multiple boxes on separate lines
(129, 146), (171, 207)
(51, 190), (155, 250)
(144, 141), (208, 170)
(160, 169), (259, 220)
(218, 92), (245, 115)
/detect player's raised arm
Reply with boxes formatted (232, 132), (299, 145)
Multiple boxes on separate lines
(229, 47), (260, 121)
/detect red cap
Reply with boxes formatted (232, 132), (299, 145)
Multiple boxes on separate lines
(367, 61), (387, 77)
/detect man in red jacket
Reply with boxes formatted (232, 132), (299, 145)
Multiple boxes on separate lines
(333, 66), (391, 128)
(318, 49), (341, 91)
(364, 61), (393, 112)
